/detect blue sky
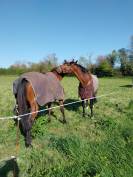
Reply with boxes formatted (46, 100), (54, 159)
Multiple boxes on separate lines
(0, 0), (133, 67)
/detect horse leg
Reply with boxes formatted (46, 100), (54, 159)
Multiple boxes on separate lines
(82, 100), (85, 117)
(48, 103), (52, 122)
(25, 130), (32, 147)
(24, 101), (38, 147)
(29, 102), (39, 124)
(25, 104), (38, 147)
(25, 84), (39, 147)
(93, 94), (97, 103)
(59, 100), (66, 123)
(90, 99), (94, 117)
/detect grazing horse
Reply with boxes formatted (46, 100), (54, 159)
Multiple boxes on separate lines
(60, 60), (99, 117)
(13, 66), (66, 147)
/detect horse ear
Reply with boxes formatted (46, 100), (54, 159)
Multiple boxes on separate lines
(75, 60), (78, 63)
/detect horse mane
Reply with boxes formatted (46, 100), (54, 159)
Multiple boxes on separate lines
(64, 60), (89, 74)
(75, 63), (89, 73)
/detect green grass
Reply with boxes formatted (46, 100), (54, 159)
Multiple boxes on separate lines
(0, 75), (133, 177)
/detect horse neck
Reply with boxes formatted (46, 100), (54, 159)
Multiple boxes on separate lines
(52, 70), (63, 81)
(71, 65), (91, 86)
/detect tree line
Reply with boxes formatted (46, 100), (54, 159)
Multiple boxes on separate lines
(0, 53), (58, 75)
(80, 48), (133, 77)
(79, 36), (133, 77)
(0, 37), (133, 77)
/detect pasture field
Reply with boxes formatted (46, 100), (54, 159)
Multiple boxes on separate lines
(0, 75), (133, 177)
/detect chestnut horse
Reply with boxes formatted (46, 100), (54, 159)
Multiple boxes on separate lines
(60, 60), (99, 117)
(13, 66), (66, 147)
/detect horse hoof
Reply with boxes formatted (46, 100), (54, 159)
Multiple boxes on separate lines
(63, 120), (67, 124)
(25, 143), (33, 148)
(47, 119), (51, 123)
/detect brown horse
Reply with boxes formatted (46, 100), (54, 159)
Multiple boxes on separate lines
(13, 66), (66, 147)
(60, 60), (99, 117)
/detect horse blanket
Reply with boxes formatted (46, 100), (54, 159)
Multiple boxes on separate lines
(13, 72), (64, 106)
(78, 74), (99, 99)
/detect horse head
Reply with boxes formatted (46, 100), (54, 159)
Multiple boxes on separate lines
(60, 59), (78, 74)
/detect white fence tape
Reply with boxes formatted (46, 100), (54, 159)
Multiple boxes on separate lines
(0, 92), (117, 120)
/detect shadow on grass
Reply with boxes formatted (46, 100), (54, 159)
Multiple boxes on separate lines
(120, 84), (133, 88)
(38, 104), (59, 120)
(32, 99), (81, 121)
(0, 157), (19, 177)
(64, 98), (81, 111)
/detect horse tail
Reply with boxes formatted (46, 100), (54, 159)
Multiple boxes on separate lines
(17, 79), (31, 135)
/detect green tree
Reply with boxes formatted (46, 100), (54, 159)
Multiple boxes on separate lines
(106, 50), (117, 68)
(128, 36), (133, 75)
(118, 48), (129, 75)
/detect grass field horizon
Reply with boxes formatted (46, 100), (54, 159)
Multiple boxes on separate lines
(0, 75), (133, 177)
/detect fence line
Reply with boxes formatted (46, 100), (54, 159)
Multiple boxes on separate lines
(0, 91), (117, 120)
